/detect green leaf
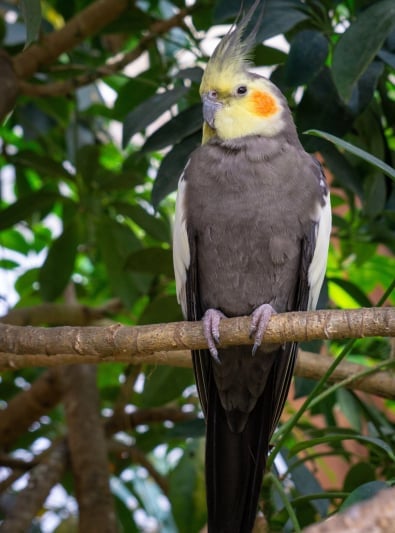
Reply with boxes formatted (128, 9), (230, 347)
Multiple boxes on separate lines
(348, 61), (384, 115)
(12, 150), (73, 182)
(152, 132), (201, 208)
(0, 228), (31, 254)
(305, 130), (395, 181)
(284, 30), (329, 87)
(20, 0), (41, 46)
(214, 0), (309, 41)
(290, 432), (395, 462)
(39, 219), (79, 301)
(125, 247), (173, 277)
(114, 202), (170, 242)
(142, 104), (202, 153)
(332, 0), (395, 101)
(138, 294), (182, 325)
(339, 481), (389, 511)
(254, 45), (287, 67)
(0, 259), (19, 269)
(0, 190), (62, 231)
(336, 389), (362, 432)
(169, 439), (207, 533)
(327, 278), (372, 308)
(122, 87), (190, 148)
(97, 216), (150, 307)
(138, 366), (194, 409)
(343, 463), (376, 493)
(296, 70), (353, 150)
(110, 477), (139, 533)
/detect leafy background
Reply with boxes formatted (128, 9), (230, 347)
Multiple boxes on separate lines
(0, 0), (395, 531)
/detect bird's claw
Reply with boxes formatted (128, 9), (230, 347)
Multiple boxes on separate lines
(202, 309), (226, 363)
(250, 304), (276, 355)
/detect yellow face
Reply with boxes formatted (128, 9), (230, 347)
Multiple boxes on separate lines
(200, 74), (285, 142)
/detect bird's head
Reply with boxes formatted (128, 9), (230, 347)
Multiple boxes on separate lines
(200, 2), (287, 142)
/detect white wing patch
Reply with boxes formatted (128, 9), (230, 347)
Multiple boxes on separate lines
(308, 191), (331, 310)
(173, 161), (191, 318)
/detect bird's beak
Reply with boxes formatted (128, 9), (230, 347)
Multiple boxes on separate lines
(202, 94), (222, 129)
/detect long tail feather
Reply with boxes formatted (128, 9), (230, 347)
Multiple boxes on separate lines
(205, 371), (274, 533)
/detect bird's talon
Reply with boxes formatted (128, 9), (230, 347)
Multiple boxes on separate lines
(202, 309), (226, 363)
(250, 304), (276, 355)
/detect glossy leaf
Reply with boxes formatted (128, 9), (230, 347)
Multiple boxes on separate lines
(214, 0), (309, 41)
(332, 0), (395, 101)
(142, 104), (202, 153)
(114, 202), (170, 242)
(125, 247), (173, 277)
(327, 278), (372, 308)
(169, 438), (206, 533)
(20, 0), (41, 46)
(39, 219), (79, 301)
(343, 463), (376, 493)
(137, 366), (194, 408)
(152, 132), (201, 208)
(0, 190), (62, 231)
(97, 216), (150, 307)
(138, 294), (182, 325)
(306, 130), (395, 181)
(339, 481), (389, 511)
(284, 30), (328, 86)
(123, 87), (190, 148)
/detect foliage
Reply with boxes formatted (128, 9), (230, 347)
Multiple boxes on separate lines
(0, 0), (394, 531)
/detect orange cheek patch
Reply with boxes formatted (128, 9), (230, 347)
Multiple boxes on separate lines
(250, 90), (278, 117)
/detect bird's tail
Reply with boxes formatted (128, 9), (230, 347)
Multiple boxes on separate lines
(205, 377), (273, 533)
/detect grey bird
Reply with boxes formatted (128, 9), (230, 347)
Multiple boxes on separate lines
(172, 5), (331, 532)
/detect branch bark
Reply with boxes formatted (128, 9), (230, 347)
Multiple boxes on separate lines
(13, 0), (131, 80)
(0, 441), (68, 533)
(19, 7), (192, 98)
(0, 307), (393, 358)
(302, 487), (395, 532)
(60, 365), (117, 533)
(0, 299), (123, 326)
(0, 369), (61, 451)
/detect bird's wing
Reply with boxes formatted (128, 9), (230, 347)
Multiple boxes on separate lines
(173, 162), (211, 415)
(173, 163), (191, 319)
(307, 167), (332, 310)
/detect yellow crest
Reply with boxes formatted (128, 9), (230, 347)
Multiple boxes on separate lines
(200, 0), (264, 94)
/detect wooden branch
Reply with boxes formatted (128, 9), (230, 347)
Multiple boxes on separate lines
(0, 299), (123, 326)
(60, 365), (117, 532)
(0, 441), (68, 532)
(0, 308), (394, 398)
(0, 307), (393, 357)
(0, 369), (61, 450)
(302, 487), (395, 532)
(13, 0), (131, 80)
(19, 7), (192, 97)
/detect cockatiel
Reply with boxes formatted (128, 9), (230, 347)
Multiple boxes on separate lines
(173, 3), (331, 532)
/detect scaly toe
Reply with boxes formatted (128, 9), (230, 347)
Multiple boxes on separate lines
(250, 304), (276, 355)
(202, 309), (226, 363)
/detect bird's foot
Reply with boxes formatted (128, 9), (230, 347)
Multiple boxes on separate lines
(202, 308), (226, 363)
(250, 304), (277, 356)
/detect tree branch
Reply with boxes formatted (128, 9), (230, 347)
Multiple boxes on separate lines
(0, 299), (123, 326)
(19, 7), (193, 98)
(0, 307), (393, 357)
(0, 441), (68, 533)
(0, 308), (394, 399)
(60, 365), (117, 532)
(13, 0), (131, 80)
(302, 487), (395, 532)
(0, 369), (61, 450)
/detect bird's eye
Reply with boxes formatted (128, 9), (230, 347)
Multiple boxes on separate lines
(236, 85), (247, 95)
(209, 90), (218, 99)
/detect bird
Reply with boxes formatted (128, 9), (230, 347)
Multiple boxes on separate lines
(172, 2), (331, 532)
